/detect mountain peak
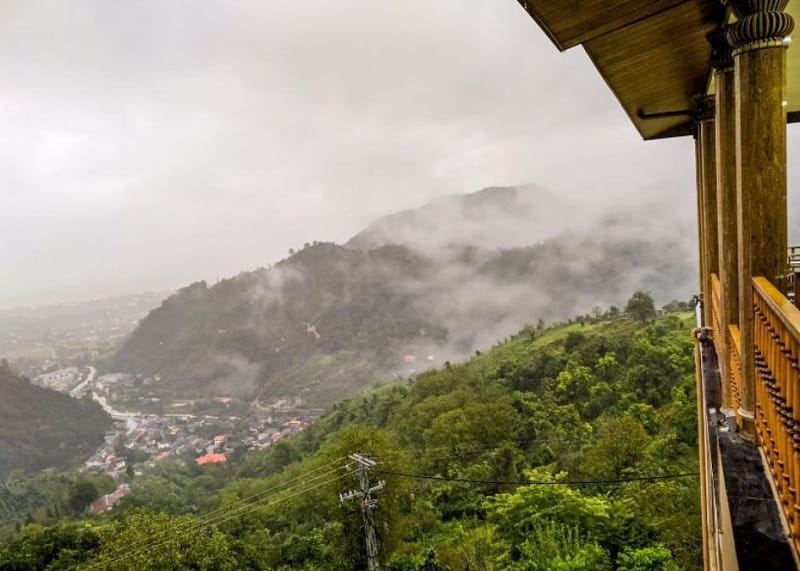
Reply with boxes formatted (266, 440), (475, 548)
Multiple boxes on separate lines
(345, 185), (575, 251)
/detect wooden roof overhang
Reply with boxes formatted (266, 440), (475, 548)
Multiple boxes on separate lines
(516, 0), (800, 140)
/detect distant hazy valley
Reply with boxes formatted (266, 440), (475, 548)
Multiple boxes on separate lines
(2, 186), (696, 409)
(2, 186), (697, 416)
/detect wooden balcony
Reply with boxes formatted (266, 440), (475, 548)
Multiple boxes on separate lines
(753, 277), (800, 541)
(511, 2), (799, 568)
(706, 273), (800, 564)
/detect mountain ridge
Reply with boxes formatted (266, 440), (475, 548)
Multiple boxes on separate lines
(109, 185), (695, 405)
(346, 184), (577, 250)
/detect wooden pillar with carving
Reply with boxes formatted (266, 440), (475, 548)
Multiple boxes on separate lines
(727, 0), (793, 441)
(713, 33), (737, 413)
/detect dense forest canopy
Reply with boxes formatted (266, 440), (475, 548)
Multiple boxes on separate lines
(1, 311), (700, 570)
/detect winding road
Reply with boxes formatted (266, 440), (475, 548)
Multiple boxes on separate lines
(69, 365), (96, 397)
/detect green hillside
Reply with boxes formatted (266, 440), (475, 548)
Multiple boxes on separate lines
(110, 243), (445, 404)
(110, 235), (692, 405)
(4, 312), (700, 570)
(0, 362), (111, 478)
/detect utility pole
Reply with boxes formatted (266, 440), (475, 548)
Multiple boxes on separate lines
(339, 453), (385, 571)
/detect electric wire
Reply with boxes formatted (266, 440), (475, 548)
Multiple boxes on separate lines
(377, 468), (700, 486)
(80, 458), (351, 570)
(123, 456), (345, 545)
(84, 434), (597, 568)
(90, 458), (347, 555)
(82, 469), (358, 570)
(203, 468), (357, 529)
(82, 466), (357, 570)
(398, 434), (590, 463)
(82, 456), (700, 569)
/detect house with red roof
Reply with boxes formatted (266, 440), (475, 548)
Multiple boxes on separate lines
(196, 452), (227, 466)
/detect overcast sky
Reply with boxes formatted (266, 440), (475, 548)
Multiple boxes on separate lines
(1, 1), (797, 308)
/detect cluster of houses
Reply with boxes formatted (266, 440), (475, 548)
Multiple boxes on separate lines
(32, 367), (80, 392)
(84, 412), (315, 487)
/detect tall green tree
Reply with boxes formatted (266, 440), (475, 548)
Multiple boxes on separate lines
(625, 291), (657, 323)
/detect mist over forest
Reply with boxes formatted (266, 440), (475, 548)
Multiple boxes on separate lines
(111, 185), (697, 404)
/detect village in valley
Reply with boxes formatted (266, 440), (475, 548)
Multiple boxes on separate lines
(30, 365), (318, 514)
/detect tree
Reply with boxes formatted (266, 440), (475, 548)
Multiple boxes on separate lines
(67, 479), (99, 513)
(0, 522), (101, 570)
(487, 469), (611, 548)
(581, 416), (650, 479)
(89, 509), (241, 570)
(625, 291), (656, 323)
(121, 475), (186, 515)
(662, 299), (689, 313)
(617, 545), (679, 571)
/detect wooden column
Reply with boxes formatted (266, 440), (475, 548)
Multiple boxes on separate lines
(701, 101), (718, 316)
(714, 39), (737, 413)
(696, 134), (708, 320)
(696, 99), (717, 327)
(727, 0), (793, 441)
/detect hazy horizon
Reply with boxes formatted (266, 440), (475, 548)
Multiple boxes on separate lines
(3, 0), (798, 308)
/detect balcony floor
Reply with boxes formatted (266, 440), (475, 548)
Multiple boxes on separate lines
(700, 339), (796, 569)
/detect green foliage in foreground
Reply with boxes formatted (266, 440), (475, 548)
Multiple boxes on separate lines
(0, 313), (700, 570)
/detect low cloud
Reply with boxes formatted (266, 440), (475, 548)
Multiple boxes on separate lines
(210, 353), (261, 398)
(0, 0), (707, 308)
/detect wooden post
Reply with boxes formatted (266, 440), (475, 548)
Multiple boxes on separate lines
(727, 0), (793, 441)
(696, 133), (708, 323)
(700, 99), (718, 319)
(714, 36), (737, 414)
(696, 98), (717, 328)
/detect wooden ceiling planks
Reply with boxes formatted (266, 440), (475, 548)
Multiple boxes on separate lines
(518, 0), (694, 50)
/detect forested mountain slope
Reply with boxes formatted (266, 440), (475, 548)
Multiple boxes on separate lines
(0, 362), (111, 478)
(111, 226), (693, 405)
(111, 243), (445, 403)
(2, 313), (700, 570)
(110, 186), (696, 404)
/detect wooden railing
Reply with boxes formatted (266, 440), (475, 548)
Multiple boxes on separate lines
(709, 273), (742, 419)
(710, 274), (723, 351)
(728, 324), (742, 420)
(752, 276), (800, 540)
